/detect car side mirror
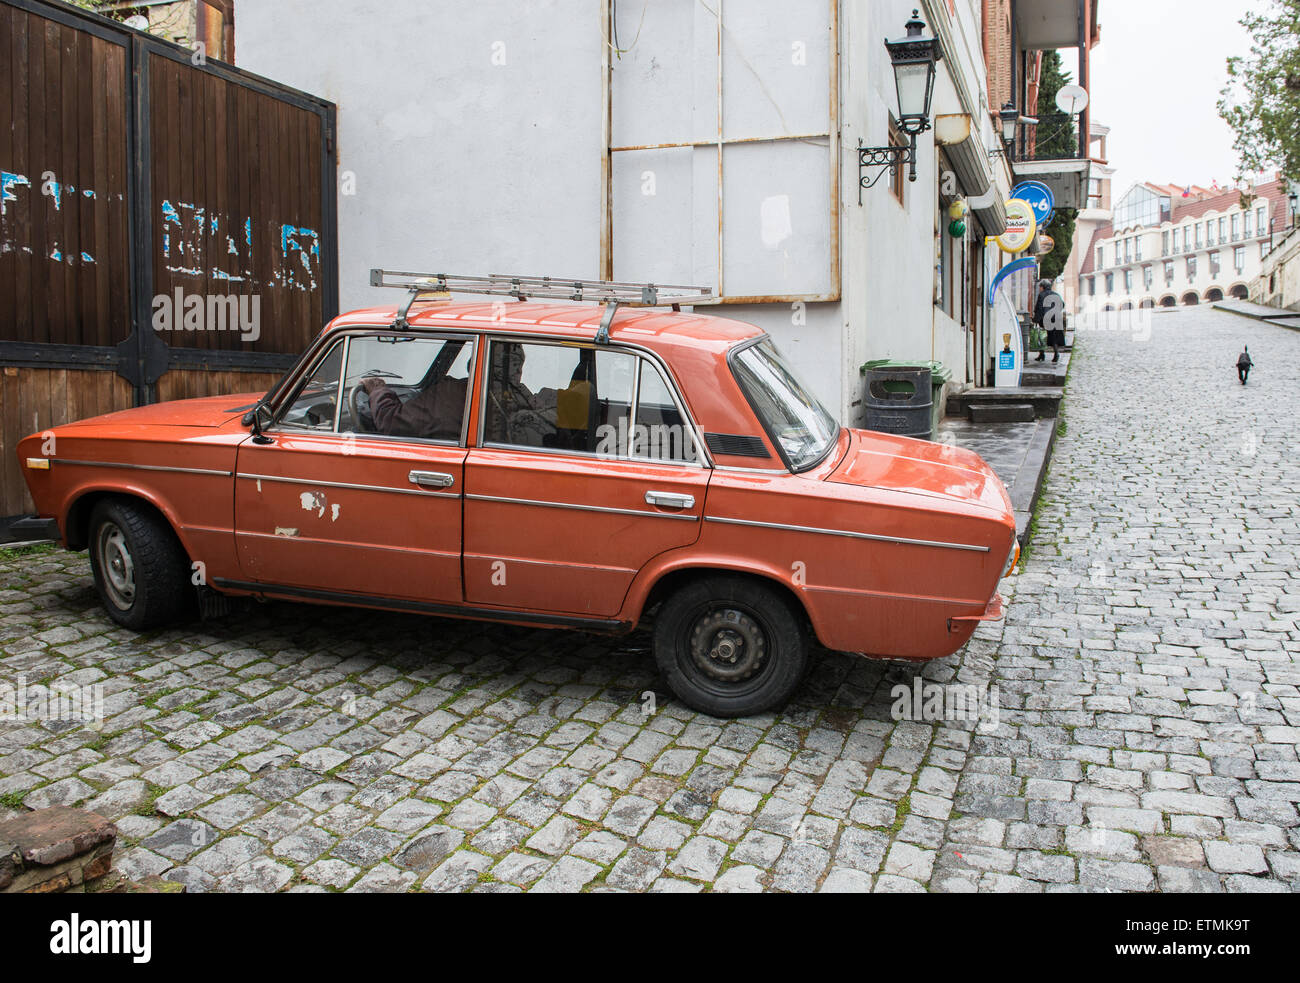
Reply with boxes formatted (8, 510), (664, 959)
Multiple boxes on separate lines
(243, 404), (275, 444)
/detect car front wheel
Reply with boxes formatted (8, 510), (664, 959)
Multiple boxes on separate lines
(653, 575), (809, 718)
(88, 499), (195, 630)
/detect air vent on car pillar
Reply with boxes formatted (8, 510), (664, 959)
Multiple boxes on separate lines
(704, 433), (771, 458)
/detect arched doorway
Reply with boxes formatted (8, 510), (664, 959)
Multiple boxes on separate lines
(1182, 292), (1200, 306)
(1102, 305), (1115, 312)
(1119, 302), (1133, 311)
(1205, 288), (1224, 302)
(1139, 299), (1155, 309)
(1160, 296), (1177, 308)
(1230, 284), (1249, 300)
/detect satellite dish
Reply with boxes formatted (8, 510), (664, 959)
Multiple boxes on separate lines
(123, 14), (149, 31)
(1055, 84), (1090, 115)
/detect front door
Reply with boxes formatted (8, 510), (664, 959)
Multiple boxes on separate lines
(233, 331), (475, 604)
(463, 338), (710, 618)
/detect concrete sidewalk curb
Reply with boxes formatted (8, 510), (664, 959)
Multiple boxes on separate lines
(1213, 300), (1300, 331)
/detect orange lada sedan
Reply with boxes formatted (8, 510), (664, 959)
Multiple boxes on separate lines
(16, 274), (1017, 717)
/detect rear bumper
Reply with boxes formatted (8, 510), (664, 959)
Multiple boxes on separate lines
(3, 515), (61, 544)
(948, 592), (1005, 632)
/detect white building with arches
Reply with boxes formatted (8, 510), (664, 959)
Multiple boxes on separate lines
(1075, 175), (1292, 315)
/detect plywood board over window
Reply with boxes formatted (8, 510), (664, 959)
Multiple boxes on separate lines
(606, 0), (838, 303)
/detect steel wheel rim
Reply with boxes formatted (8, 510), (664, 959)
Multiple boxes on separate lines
(95, 521), (136, 610)
(687, 607), (768, 685)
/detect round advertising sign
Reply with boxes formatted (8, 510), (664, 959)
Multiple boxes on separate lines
(997, 199), (1038, 253)
(1011, 181), (1055, 231)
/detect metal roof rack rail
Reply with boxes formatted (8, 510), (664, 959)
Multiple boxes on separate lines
(369, 269), (714, 341)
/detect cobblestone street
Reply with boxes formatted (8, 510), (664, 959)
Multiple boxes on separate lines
(1, 305), (1297, 892)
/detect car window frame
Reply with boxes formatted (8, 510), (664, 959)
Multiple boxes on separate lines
(474, 334), (712, 469)
(726, 334), (841, 474)
(267, 327), (479, 449)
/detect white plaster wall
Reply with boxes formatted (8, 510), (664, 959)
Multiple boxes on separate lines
(235, 0), (606, 314)
(236, 0), (995, 428)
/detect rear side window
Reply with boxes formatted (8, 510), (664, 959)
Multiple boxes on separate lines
(483, 340), (635, 452)
(630, 359), (699, 463)
(481, 341), (697, 463)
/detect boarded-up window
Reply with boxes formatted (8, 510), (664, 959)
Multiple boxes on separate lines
(609, 0), (838, 302)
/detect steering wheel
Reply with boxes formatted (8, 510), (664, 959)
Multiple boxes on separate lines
(348, 383), (372, 433)
(348, 371), (400, 433)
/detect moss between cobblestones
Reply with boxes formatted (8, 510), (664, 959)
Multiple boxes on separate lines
(0, 542), (58, 559)
(132, 783), (167, 817)
(0, 790), (28, 810)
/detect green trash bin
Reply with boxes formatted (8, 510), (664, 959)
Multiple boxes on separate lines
(861, 359), (951, 438)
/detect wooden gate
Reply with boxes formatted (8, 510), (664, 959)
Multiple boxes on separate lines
(0, 0), (337, 519)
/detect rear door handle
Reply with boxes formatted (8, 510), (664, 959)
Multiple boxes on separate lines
(409, 470), (455, 489)
(645, 490), (694, 509)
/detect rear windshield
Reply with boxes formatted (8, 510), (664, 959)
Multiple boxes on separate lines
(732, 339), (839, 471)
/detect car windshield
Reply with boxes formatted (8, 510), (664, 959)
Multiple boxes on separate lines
(732, 339), (839, 471)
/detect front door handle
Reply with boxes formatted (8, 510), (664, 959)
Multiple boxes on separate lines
(409, 470), (455, 489)
(645, 490), (694, 509)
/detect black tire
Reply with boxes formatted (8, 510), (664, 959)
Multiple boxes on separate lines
(87, 498), (196, 630)
(653, 575), (809, 718)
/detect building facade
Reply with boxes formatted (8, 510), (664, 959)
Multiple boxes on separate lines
(1076, 176), (1292, 314)
(1060, 120), (1113, 314)
(233, 0), (1096, 423)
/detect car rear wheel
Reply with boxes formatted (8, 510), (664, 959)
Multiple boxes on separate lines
(653, 576), (808, 718)
(88, 499), (195, 630)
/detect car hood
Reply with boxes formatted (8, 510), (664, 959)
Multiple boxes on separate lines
(60, 393), (266, 430)
(826, 429), (1013, 516)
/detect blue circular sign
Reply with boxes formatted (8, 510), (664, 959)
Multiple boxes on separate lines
(1011, 181), (1055, 229)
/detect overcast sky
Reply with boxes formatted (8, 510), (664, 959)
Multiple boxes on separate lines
(1068, 0), (1263, 201)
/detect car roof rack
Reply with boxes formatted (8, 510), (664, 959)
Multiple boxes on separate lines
(369, 269), (715, 344)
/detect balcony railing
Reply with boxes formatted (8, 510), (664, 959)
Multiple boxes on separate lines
(1017, 112), (1083, 162)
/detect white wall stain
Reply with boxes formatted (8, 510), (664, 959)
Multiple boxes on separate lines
(274, 527), (298, 537)
(330, 503), (341, 522)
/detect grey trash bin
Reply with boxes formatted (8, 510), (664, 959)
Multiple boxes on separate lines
(862, 365), (933, 441)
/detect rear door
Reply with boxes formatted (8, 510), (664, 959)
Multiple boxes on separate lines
(463, 338), (710, 618)
(232, 331), (475, 603)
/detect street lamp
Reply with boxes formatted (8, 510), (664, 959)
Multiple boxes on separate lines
(858, 10), (942, 201)
(1000, 102), (1018, 150)
(887, 10), (942, 136)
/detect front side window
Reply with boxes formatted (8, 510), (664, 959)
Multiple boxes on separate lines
(732, 339), (838, 471)
(276, 334), (475, 442)
(346, 335), (474, 441)
(278, 340), (345, 431)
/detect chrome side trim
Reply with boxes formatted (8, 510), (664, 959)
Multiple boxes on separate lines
(713, 464), (790, 475)
(236, 530), (460, 560)
(56, 459), (233, 478)
(237, 472), (459, 498)
(466, 493), (698, 521)
(704, 515), (991, 552)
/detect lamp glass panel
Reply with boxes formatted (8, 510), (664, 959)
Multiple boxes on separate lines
(894, 62), (932, 120)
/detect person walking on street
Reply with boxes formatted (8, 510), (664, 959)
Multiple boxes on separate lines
(1237, 345), (1253, 385)
(1034, 279), (1066, 362)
